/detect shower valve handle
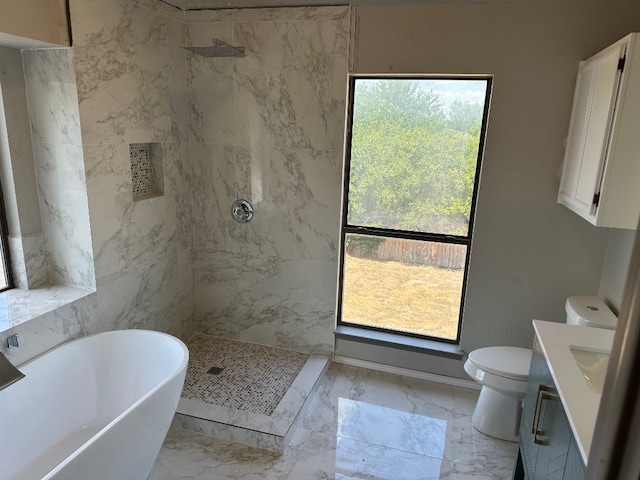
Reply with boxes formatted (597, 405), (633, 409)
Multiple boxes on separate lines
(232, 199), (254, 223)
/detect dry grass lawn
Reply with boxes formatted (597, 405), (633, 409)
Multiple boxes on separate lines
(342, 254), (464, 340)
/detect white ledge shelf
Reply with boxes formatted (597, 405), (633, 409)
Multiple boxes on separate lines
(0, 285), (95, 332)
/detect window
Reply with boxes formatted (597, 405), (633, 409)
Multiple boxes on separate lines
(337, 76), (491, 343)
(0, 176), (12, 292)
(0, 76), (13, 293)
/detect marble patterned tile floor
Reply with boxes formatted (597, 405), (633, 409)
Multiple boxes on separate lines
(149, 363), (518, 480)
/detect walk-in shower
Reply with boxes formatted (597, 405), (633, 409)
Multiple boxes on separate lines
(175, 334), (330, 452)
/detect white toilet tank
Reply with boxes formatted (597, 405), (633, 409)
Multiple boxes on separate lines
(565, 296), (618, 329)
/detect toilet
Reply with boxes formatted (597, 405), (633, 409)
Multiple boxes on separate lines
(464, 346), (531, 441)
(464, 295), (617, 441)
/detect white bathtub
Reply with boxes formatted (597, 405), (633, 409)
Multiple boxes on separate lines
(0, 330), (188, 480)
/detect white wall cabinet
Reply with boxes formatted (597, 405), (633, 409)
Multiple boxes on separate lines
(558, 33), (640, 229)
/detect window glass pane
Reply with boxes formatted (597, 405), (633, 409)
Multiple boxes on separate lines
(0, 241), (7, 290)
(341, 233), (466, 340)
(347, 78), (488, 236)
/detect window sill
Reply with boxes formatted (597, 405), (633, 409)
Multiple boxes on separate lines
(0, 284), (95, 333)
(334, 325), (465, 359)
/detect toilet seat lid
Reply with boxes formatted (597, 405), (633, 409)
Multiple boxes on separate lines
(467, 346), (532, 380)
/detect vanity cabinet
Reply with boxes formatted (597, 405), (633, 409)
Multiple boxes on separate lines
(513, 338), (585, 480)
(558, 33), (640, 229)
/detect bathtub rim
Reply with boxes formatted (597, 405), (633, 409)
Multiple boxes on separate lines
(13, 329), (189, 480)
(17, 328), (188, 372)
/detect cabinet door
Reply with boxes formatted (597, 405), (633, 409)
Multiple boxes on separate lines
(519, 339), (553, 478)
(559, 43), (626, 222)
(534, 387), (573, 480)
(516, 339), (585, 480)
(564, 438), (586, 480)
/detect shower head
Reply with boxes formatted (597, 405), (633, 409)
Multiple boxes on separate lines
(184, 40), (245, 58)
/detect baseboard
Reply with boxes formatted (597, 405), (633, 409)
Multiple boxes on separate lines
(333, 355), (480, 390)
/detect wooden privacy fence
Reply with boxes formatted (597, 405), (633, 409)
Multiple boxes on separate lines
(348, 237), (467, 270)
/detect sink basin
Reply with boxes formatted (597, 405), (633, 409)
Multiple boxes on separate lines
(570, 346), (610, 394)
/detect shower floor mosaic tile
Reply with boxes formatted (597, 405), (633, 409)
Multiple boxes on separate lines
(176, 334), (331, 452)
(183, 334), (311, 416)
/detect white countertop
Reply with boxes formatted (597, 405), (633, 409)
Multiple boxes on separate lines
(532, 320), (614, 465)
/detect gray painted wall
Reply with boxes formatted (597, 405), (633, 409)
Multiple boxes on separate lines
(337, 1), (640, 378)
(599, 228), (636, 315)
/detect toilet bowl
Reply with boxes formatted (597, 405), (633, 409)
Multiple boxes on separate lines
(464, 295), (618, 442)
(464, 346), (532, 441)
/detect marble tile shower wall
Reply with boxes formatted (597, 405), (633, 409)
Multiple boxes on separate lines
(2, 1), (349, 364)
(22, 48), (95, 290)
(1, 0), (195, 366)
(69, 0), (195, 340)
(187, 7), (349, 352)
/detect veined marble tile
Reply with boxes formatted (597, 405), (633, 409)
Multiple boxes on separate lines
(149, 427), (294, 480)
(302, 364), (455, 435)
(184, 9), (235, 24)
(8, 234), (50, 289)
(236, 146), (341, 262)
(95, 253), (181, 333)
(176, 249), (197, 341)
(168, 47), (189, 144)
(235, 256), (337, 352)
(1, 291), (97, 366)
(335, 436), (452, 480)
(74, 45), (171, 145)
(234, 18), (348, 74)
(232, 16), (348, 151)
(34, 144), (95, 289)
(8, 236), (31, 289)
(190, 143), (237, 254)
(194, 250), (239, 339)
(230, 6), (349, 23)
(184, 6), (349, 24)
(336, 397), (448, 458)
(0, 285), (94, 339)
(84, 143), (177, 281)
(69, 0), (168, 47)
(151, 363), (517, 479)
(175, 414), (285, 452)
(281, 430), (337, 479)
(186, 21), (233, 47)
(22, 49), (82, 145)
(172, 143), (194, 254)
(193, 142), (341, 261)
(187, 55), (235, 145)
(233, 64), (347, 151)
(271, 351), (332, 435)
(140, 0), (185, 22)
(445, 409), (517, 474)
(185, 22), (235, 145)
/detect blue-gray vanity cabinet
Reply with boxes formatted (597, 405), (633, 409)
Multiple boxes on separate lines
(513, 338), (586, 480)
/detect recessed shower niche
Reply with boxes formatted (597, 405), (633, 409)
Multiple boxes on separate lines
(129, 143), (164, 201)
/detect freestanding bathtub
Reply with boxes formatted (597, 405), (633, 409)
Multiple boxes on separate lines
(0, 330), (188, 480)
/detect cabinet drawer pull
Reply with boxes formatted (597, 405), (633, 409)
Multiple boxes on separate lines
(533, 388), (556, 445)
(531, 384), (549, 435)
